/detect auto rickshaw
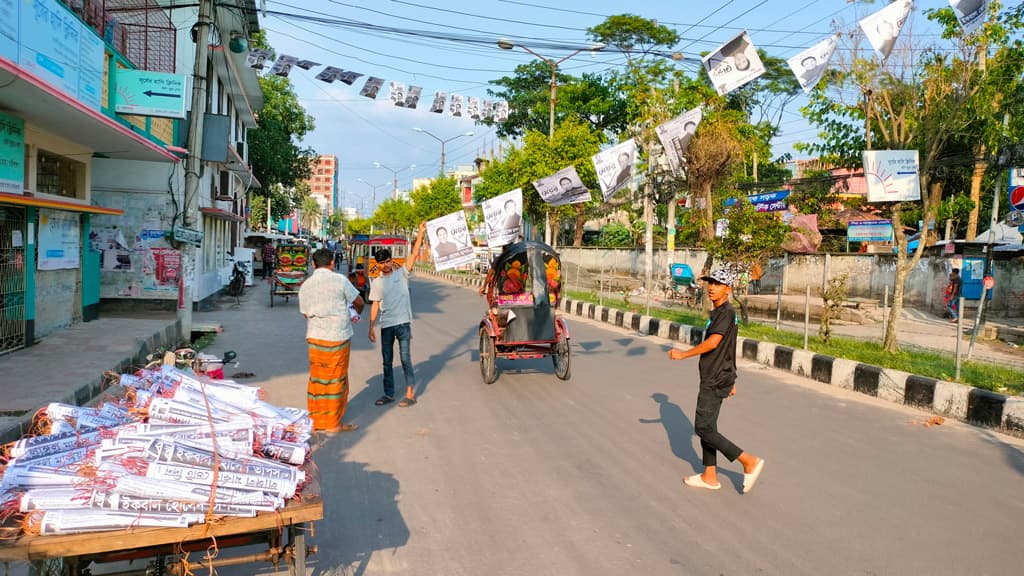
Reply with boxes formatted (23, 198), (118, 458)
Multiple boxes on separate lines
(270, 243), (310, 307)
(478, 241), (570, 384)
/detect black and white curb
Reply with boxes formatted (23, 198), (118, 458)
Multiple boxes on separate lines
(422, 269), (1024, 433)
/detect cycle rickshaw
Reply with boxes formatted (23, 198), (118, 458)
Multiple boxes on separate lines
(270, 243), (310, 307)
(479, 241), (571, 384)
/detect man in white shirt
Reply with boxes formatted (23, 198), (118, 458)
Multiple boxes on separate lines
(299, 248), (365, 432)
(368, 222), (427, 407)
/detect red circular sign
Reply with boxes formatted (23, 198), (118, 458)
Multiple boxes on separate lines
(983, 275), (995, 289)
(1011, 186), (1024, 211)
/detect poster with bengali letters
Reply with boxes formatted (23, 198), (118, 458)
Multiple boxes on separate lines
(38, 209), (81, 270)
(426, 211), (474, 271)
(482, 188), (523, 247)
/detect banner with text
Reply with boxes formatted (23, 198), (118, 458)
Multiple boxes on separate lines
(427, 211), (475, 271)
(482, 188), (523, 248)
(533, 166), (591, 207)
(862, 149), (920, 202)
(702, 31), (766, 96)
(592, 139), (637, 201)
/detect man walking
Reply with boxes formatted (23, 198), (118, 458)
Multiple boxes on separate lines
(946, 267), (962, 322)
(668, 267), (765, 493)
(261, 240), (276, 279)
(368, 221), (428, 407)
(299, 248), (365, 433)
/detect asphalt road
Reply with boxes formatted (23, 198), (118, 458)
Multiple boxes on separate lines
(190, 274), (1022, 576)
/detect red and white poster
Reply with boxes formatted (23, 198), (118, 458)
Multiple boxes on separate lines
(151, 248), (181, 289)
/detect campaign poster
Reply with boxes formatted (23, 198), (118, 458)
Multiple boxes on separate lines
(268, 54), (296, 78)
(950, 0), (989, 35)
(449, 94), (465, 117)
(482, 188), (523, 248)
(427, 211), (475, 271)
(787, 35), (838, 93)
(532, 166), (591, 207)
(405, 86), (423, 109)
(37, 210), (80, 270)
(430, 91), (448, 114)
(389, 81), (406, 106)
(655, 107), (702, 174)
(360, 77), (385, 99)
(702, 31), (766, 96)
(591, 139), (637, 201)
(151, 248), (181, 289)
(862, 150), (921, 202)
(859, 0), (912, 61)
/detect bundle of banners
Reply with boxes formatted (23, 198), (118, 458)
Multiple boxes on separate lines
(0, 365), (313, 536)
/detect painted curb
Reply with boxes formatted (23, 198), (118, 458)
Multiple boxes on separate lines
(421, 268), (1022, 434)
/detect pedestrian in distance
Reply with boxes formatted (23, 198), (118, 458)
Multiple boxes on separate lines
(368, 222), (428, 407)
(298, 248), (365, 433)
(668, 266), (765, 493)
(946, 267), (962, 322)
(261, 240), (275, 279)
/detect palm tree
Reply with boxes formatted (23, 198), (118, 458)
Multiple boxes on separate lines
(299, 196), (322, 238)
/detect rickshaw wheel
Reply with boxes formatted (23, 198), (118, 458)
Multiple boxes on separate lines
(269, 282), (275, 307)
(552, 333), (571, 380)
(479, 327), (498, 384)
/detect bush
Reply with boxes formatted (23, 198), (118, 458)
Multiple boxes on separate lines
(600, 223), (633, 247)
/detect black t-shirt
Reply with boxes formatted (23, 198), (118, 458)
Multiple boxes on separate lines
(698, 301), (738, 390)
(949, 275), (962, 298)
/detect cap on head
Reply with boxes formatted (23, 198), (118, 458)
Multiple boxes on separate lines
(700, 266), (737, 287)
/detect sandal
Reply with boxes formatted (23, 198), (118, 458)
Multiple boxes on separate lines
(398, 397), (417, 407)
(375, 395), (395, 406)
(682, 474), (721, 490)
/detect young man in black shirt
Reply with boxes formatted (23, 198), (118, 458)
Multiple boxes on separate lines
(668, 267), (765, 493)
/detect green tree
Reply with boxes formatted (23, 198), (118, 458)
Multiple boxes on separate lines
(410, 176), (461, 222)
(324, 212), (345, 239)
(299, 196), (321, 238)
(373, 198), (417, 234)
(345, 218), (373, 235)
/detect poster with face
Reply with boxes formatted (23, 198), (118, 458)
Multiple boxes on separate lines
(787, 35), (838, 93)
(493, 100), (509, 122)
(336, 70), (364, 86)
(405, 86), (423, 109)
(359, 77), (385, 99)
(246, 49), (273, 70)
(295, 59), (320, 70)
(430, 91), (448, 113)
(426, 211), (475, 271)
(702, 31), (766, 96)
(481, 99), (493, 120)
(654, 107), (703, 174)
(315, 66), (344, 83)
(859, 0), (912, 61)
(389, 81), (406, 106)
(482, 188), (523, 248)
(532, 166), (591, 207)
(950, 0), (988, 34)
(591, 138), (637, 201)
(449, 94), (464, 117)
(268, 54), (297, 78)
(467, 96), (481, 119)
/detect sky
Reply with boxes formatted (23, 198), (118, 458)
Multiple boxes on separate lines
(257, 0), (955, 215)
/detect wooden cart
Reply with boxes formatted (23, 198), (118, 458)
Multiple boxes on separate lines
(0, 468), (323, 576)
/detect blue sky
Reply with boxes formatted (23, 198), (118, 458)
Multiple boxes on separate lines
(259, 0), (951, 214)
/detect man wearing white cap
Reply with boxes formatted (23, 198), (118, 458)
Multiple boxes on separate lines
(668, 265), (766, 493)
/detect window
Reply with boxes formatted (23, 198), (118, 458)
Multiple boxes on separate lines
(35, 150), (85, 199)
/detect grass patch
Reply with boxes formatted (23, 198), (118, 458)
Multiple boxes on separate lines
(565, 290), (1023, 395)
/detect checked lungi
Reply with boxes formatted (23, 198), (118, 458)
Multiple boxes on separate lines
(306, 338), (352, 430)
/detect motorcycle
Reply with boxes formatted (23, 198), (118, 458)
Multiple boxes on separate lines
(227, 253), (248, 298)
(173, 348), (239, 379)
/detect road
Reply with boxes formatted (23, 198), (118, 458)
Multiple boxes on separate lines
(194, 274), (1022, 576)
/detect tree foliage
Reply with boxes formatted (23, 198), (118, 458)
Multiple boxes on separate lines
(409, 176), (461, 222)
(373, 198), (417, 234)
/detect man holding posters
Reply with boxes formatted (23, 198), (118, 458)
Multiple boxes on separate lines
(591, 139), (637, 201)
(427, 211), (475, 271)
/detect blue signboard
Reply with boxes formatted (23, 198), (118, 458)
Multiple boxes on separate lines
(723, 190), (790, 212)
(0, 0), (18, 62)
(115, 70), (188, 118)
(847, 219), (893, 242)
(17, 0), (104, 110)
(78, 30), (104, 110)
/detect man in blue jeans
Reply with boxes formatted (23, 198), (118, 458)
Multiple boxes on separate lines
(368, 221), (427, 407)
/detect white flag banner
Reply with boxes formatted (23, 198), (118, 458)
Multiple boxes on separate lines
(702, 31), (766, 96)
(314, 66), (343, 83)
(389, 81), (406, 106)
(591, 139), (637, 201)
(295, 59), (320, 70)
(426, 212), (475, 271)
(467, 97), (482, 119)
(532, 166), (591, 207)
(405, 86), (423, 109)
(246, 49), (272, 70)
(859, 0), (912, 61)
(862, 150), (921, 202)
(950, 0), (988, 34)
(268, 54), (297, 77)
(655, 107), (703, 174)
(449, 94), (464, 117)
(430, 91), (447, 113)
(787, 35), (838, 93)
(482, 188), (523, 247)
(481, 99), (493, 120)
(359, 77), (384, 99)
(336, 70), (364, 86)
(493, 100), (509, 123)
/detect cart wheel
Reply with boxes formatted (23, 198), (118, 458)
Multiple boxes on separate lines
(552, 334), (571, 380)
(479, 327), (498, 384)
(270, 282), (275, 308)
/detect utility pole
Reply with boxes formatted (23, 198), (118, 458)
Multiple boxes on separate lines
(178, 0), (212, 337)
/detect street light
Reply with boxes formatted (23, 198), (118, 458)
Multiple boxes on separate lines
(497, 38), (605, 245)
(497, 38), (606, 138)
(373, 162), (416, 201)
(412, 128), (474, 174)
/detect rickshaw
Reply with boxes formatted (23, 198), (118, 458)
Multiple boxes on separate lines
(479, 241), (571, 384)
(348, 235), (410, 298)
(347, 234), (370, 296)
(270, 243), (310, 307)
(664, 263), (701, 307)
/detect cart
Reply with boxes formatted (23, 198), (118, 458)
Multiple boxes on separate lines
(0, 463), (323, 576)
(479, 241), (571, 384)
(664, 263), (701, 308)
(271, 243), (310, 307)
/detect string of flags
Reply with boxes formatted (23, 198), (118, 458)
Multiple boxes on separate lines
(245, 50), (510, 122)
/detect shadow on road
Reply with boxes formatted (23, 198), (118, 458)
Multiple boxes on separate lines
(982, 431), (1024, 478)
(638, 392), (744, 491)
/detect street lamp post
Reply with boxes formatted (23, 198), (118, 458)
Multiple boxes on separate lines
(373, 162), (416, 201)
(412, 128), (474, 174)
(496, 38), (605, 244)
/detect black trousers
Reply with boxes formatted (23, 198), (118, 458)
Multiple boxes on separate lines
(694, 384), (743, 466)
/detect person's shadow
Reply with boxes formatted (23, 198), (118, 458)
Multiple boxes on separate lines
(638, 393), (744, 491)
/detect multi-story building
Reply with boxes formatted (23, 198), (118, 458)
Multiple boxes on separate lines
(306, 155), (339, 215)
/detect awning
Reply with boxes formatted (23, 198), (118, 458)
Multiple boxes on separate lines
(200, 207), (245, 222)
(0, 57), (179, 163)
(226, 144), (261, 188)
(0, 192), (123, 215)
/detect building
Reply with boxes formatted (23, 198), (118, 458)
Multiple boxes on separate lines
(306, 155), (339, 215)
(0, 0), (196, 353)
(90, 0), (263, 312)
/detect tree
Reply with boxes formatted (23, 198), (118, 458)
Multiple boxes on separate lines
(247, 33), (318, 192)
(373, 198), (417, 234)
(409, 176), (461, 222)
(299, 196), (321, 238)
(324, 213), (345, 239)
(345, 218), (373, 235)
